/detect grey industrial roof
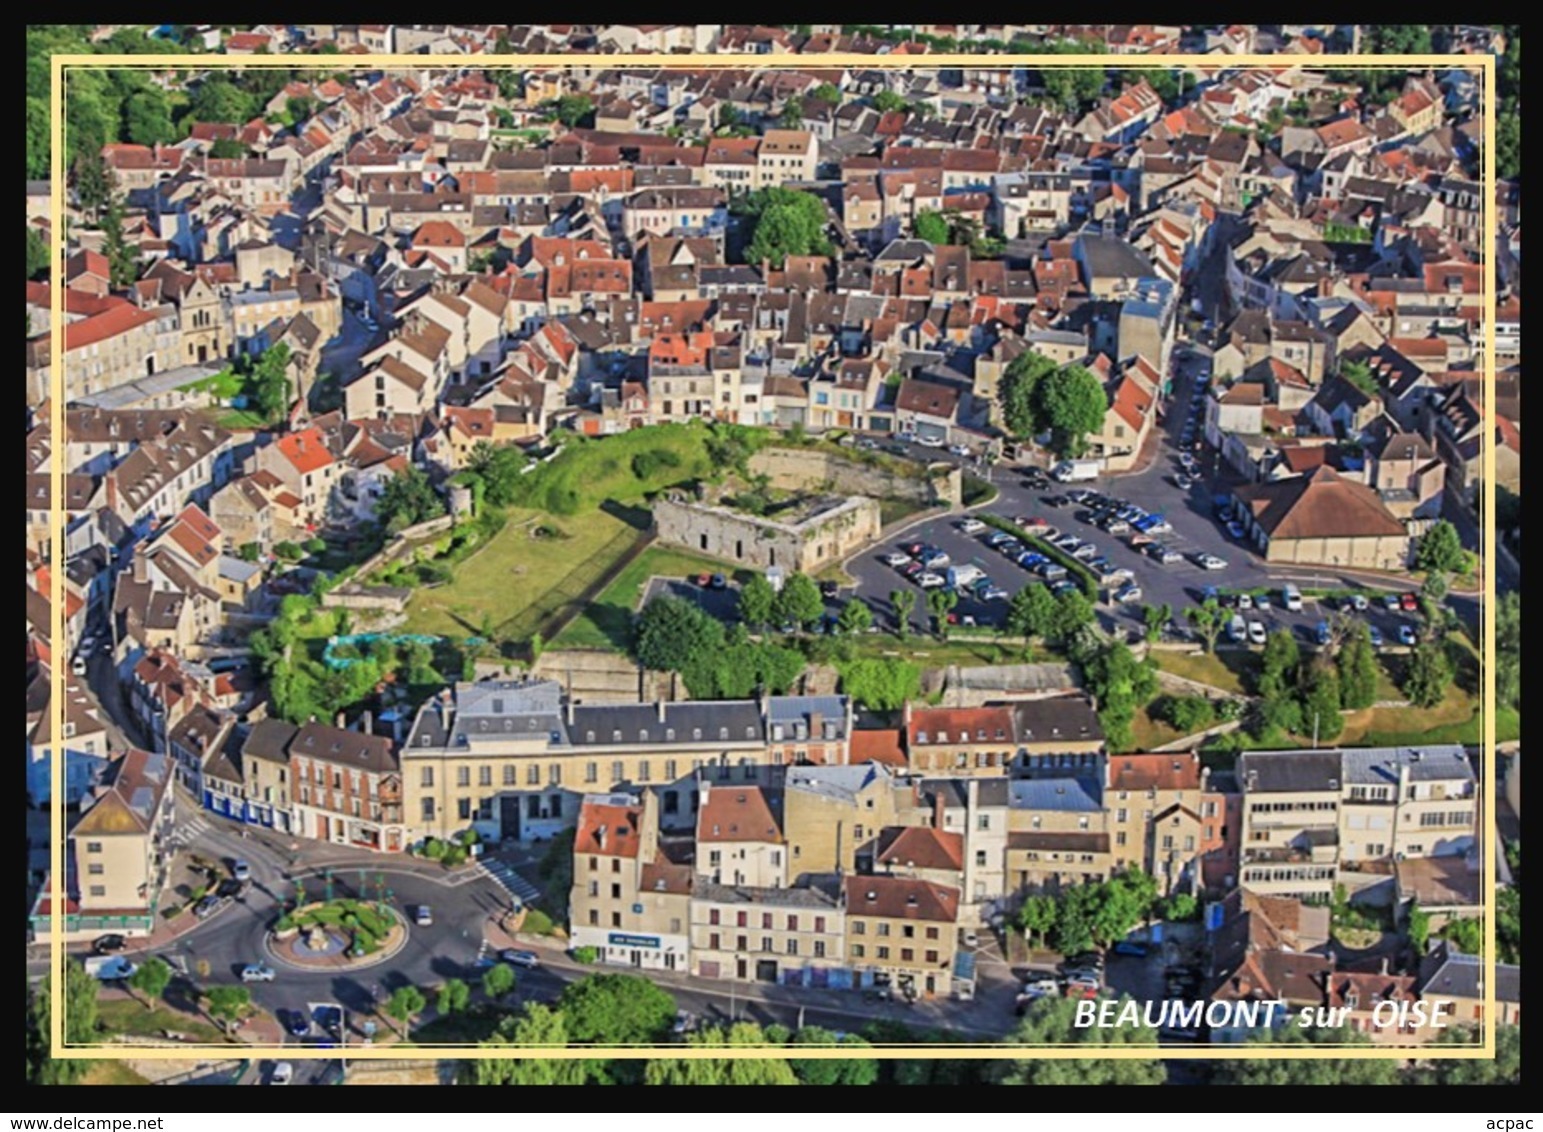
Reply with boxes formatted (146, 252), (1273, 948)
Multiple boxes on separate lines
(1339, 745), (1475, 786)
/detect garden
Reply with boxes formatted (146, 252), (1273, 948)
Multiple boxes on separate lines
(272, 897), (403, 962)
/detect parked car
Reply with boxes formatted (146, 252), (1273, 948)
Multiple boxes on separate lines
(241, 963), (276, 983)
(1350, 593), (1370, 612)
(415, 905), (433, 927)
(1174, 475), (1194, 491)
(1400, 593), (1419, 613)
(919, 549), (950, 569)
(194, 895), (222, 920)
(501, 949), (541, 969)
(1196, 554), (1228, 571)
(948, 443), (972, 457)
(1053, 535), (1081, 551)
(1367, 624), (1384, 647)
(1037, 564), (1068, 582)
(1236, 593), (1253, 610)
(1226, 521), (1247, 540)
(93, 934), (127, 955)
(900, 541), (925, 557)
(1072, 543), (1099, 561)
(917, 434), (946, 449)
(818, 580), (838, 599)
(916, 572), (946, 589)
(957, 517), (985, 534)
(1049, 580), (1078, 597)
(1315, 621), (1332, 646)
(710, 574), (729, 591)
(672, 1010), (697, 1036)
(280, 1009), (310, 1038)
(900, 561), (924, 579)
(1017, 517), (1050, 533)
(1063, 979), (1100, 1000)
(232, 859), (252, 883)
(1255, 593), (1271, 611)
(1114, 583), (1143, 604)
(980, 586), (1010, 602)
(883, 551), (911, 567)
(1102, 517), (1131, 534)
(1022, 976), (1060, 998)
(1247, 620), (1267, 646)
(1383, 593), (1402, 612)
(1399, 624), (1419, 646)
(1111, 940), (1149, 958)
(997, 540), (1024, 558)
(269, 1062), (294, 1086)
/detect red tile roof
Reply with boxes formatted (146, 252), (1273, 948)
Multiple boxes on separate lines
(575, 800), (643, 858)
(698, 785), (782, 844)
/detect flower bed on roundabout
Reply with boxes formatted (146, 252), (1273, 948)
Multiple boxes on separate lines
(268, 898), (408, 971)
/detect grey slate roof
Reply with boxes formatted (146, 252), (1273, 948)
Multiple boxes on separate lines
(1007, 777), (1102, 813)
(1238, 749), (1345, 793)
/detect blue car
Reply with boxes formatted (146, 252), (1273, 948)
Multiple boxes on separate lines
(1112, 941), (1149, 958)
(1202, 585), (1219, 602)
(1016, 551), (1047, 568)
(1315, 621), (1331, 646)
(1367, 624), (1384, 647)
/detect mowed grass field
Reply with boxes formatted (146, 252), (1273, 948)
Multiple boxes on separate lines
(402, 507), (643, 640)
(553, 546), (750, 651)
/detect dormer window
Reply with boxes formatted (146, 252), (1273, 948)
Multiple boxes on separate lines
(639, 729), (649, 742)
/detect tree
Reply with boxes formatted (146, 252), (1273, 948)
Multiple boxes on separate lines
(778, 96), (804, 127)
(99, 195), (142, 289)
(190, 76), (255, 124)
(1339, 359), (1380, 398)
(837, 598), (872, 635)
(1365, 25), (1433, 54)
(1142, 603), (1172, 643)
(739, 186), (834, 269)
(926, 586), (959, 638)
(1335, 620), (1380, 710)
(128, 956), (172, 1008)
(998, 349), (1058, 439)
(1415, 1025), (1520, 1085)
(1081, 641), (1157, 754)
(788, 1027), (879, 1085)
(1406, 901), (1431, 955)
(436, 977), (471, 1017)
(248, 341), (292, 422)
(1017, 894), (1058, 947)
(1048, 588), (1095, 644)
(1496, 592), (1520, 710)
(1035, 364), (1107, 457)
(204, 985), (252, 1034)
(558, 973), (676, 1045)
(635, 595), (723, 673)
(1159, 892), (1200, 922)
(1258, 628), (1301, 699)
(124, 88), (177, 146)
(774, 573), (825, 629)
(27, 226), (49, 282)
(551, 95), (595, 128)
(837, 657), (921, 711)
(376, 466), (444, 534)
(1402, 639), (1452, 709)
(209, 137), (245, 159)
(1414, 520), (1465, 576)
(1186, 598), (1226, 654)
(27, 959), (98, 1085)
(72, 152), (114, 224)
(914, 209), (950, 244)
(871, 89), (909, 113)
(383, 985), (426, 1036)
(471, 1004), (593, 1085)
(990, 995), (1164, 1086)
(1211, 1025), (1400, 1085)
(1006, 582), (1058, 645)
(1300, 663), (1344, 742)
(1155, 694), (1216, 734)
(1441, 917), (1483, 956)
(645, 1022), (799, 1085)
(285, 95), (316, 124)
(737, 574), (776, 631)
(890, 588), (916, 640)
(465, 440), (528, 506)
(482, 962), (516, 1001)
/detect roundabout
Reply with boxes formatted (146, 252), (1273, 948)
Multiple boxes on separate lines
(264, 899), (410, 972)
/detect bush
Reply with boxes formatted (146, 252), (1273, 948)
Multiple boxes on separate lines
(274, 541), (304, 561)
(522, 908), (557, 936)
(457, 828), (480, 847)
(421, 838), (447, 861)
(1154, 694), (1216, 733)
(571, 946), (599, 964)
(443, 845), (469, 867)
(305, 537), (328, 554)
(630, 449), (683, 480)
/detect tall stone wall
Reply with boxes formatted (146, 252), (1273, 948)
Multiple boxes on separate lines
(749, 447), (962, 509)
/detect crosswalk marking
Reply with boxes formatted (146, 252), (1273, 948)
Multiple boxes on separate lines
(479, 859), (541, 905)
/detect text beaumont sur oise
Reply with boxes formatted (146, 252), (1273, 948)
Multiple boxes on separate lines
(1074, 998), (1458, 1031)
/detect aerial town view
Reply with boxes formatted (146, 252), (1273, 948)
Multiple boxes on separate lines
(23, 22), (1520, 1092)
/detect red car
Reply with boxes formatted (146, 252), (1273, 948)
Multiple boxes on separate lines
(1063, 981), (1100, 1000)
(1400, 593), (1419, 612)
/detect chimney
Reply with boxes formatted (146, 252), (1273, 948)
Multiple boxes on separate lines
(335, 712), (346, 728)
(657, 699), (667, 724)
(809, 711), (823, 739)
(933, 791), (946, 830)
(362, 709), (373, 735)
(596, 824), (606, 851)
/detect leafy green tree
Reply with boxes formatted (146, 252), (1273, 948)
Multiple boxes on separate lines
(1142, 602), (1171, 643)
(470, 1004), (593, 1084)
(1441, 917), (1483, 956)
(1258, 629), (1301, 699)
(1159, 893), (1200, 922)
(127, 956), (172, 1008)
(124, 88), (177, 146)
(914, 209), (950, 244)
(27, 226), (49, 282)
(1211, 1025), (1400, 1084)
(890, 588), (916, 640)
(1155, 694), (1216, 733)
(837, 657), (921, 711)
(72, 151), (114, 222)
(871, 90), (909, 113)
(99, 196), (141, 289)
(1300, 663), (1344, 742)
(558, 973), (676, 1045)
(551, 95), (595, 128)
(1006, 582), (1057, 644)
(26, 97), (49, 181)
(737, 574), (776, 631)
(1406, 901), (1431, 955)
(635, 595), (723, 672)
(740, 186), (834, 269)
(382, 985), (426, 1036)
(926, 586), (959, 638)
(1035, 364), (1107, 457)
(482, 962), (516, 1001)
(248, 342), (292, 421)
(285, 95), (316, 124)
(1339, 359), (1380, 397)
(774, 573), (825, 629)
(645, 1022), (799, 1085)
(209, 137), (245, 159)
(204, 985), (252, 1034)
(1496, 592), (1520, 710)
(1335, 620), (1380, 710)
(1414, 1024), (1519, 1084)
(989, 995), (1164, 1085)
(191, 77), (255, 124)
(27, 959), (98, 1085)
(837, 598), (872, 635)
(1402, 639), (1452, 709)
(998, 349), (1057, 439)
(1365, 25), (1433, 54)
(1414, 520), (1465, 575)
(811, 82), (841, 103)
(436, 977), (471, 1017)
(1017, 894), (1058, 947)
(465, 440), (528, 506)
(1497, 885), (1521, 965)
(1186, 597), (1225, 653)
(1496, 113), (1520, 180)
(1081, 641), (1156, 753)
(788, 1027), (879, 1085)
(376, 466), (445, 534)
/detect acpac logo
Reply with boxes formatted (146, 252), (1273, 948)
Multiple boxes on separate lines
(1487, 1122), (1534, 1130)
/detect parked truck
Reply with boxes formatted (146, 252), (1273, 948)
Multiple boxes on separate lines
(946, 564), (985, 590)
(1051, 459), (1102, 483)
(84, 955), (138, 981)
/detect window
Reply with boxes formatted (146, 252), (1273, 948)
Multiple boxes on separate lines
(88, 864), (104, 876)
(786, 939), (799, 956)
(851, 943), (865, 958)
(456, 767), (470, 788)
(639, 760), (651, 782)
(612, 761), (625, 784)
(612, 859), (621, 873)
(527, 765), (540, 785)
(85, 842), (103, 854)
(877, 922), (890, 937)
(665, 759), (678, 781)
(549, 764), (562, 786)
(479, 766), (492, 787)
(419, 767), (434, 788)
(586, 762), (598, 783)
(421, 798), (435, 821)
(761, 936), (773, 953)
(612, 912), (622, 928)
(709, 909), (720, 926)
(925, 926), (939, 940)
(736, 911), (748, 928)
(89, 885), (106, 898)
(925, 949), (939, 964)
(877, 946), (890, 960)
(458, 798), (471, 820)
(814, 916), (825, 933)
(611, 883), (621, 900)
(589, 857), (598, 872)
(762, 912), (774, 929)
(709, 932), (720, 950)
(852, 921), (865, 935)
(588, 880), (599, 897)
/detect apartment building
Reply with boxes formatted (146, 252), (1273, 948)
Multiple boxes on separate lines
(66, 748), (176, 937)
(1104, 752), (1208, 895)
(697, 783), (787, 888)
(288, 721), (406, 853)
(689, 879), (844, 984)
(1005, 776), (1113, 895)
(1237, 750), (1342, 901)
(842, 874), (960, 998)
(782, 762), (906, 882)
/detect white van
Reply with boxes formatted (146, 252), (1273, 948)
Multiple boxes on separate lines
(1227, 614), (1247, 644)
(1282, 584), (1303, 613)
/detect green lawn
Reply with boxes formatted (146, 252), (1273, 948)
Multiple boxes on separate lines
(1131, 705), (1184, 751)
(95, 998), (230, 1044)
(879, 497), (934, 528)
(1151, 649), (1258, 696)
(552, 545), (751, 651)
(216, 409), (272, 431)
(403, 507), (647, 641)
(835, 633), (1037, 668)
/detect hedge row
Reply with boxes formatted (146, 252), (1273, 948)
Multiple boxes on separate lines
(977, 514), (1100, 600)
